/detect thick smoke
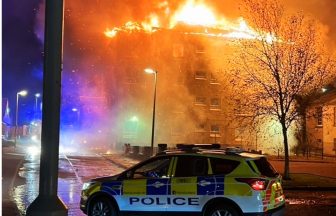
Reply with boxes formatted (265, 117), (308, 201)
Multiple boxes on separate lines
(33, 0), (335, 152)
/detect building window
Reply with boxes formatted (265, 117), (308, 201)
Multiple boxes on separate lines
(195, 123), (206, 132)
(210, 124), (221, 141)
(316, 106), (323, 126)
(195, 70), (207, 79)
(334, 107), (336, 127)
(210, 125), (220, 133)
(210, 98), (221, 110)
(125, 68), (138, 84)
(195, 44), (205, 54)
(210, 72), (220, 84)
(195, 97), (206, 105)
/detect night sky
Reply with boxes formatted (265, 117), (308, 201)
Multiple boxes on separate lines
(2, 0), (44, 124)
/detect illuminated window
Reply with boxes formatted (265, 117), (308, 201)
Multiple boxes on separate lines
(316, 107), (323, 126)
(195, 97), (206, 105)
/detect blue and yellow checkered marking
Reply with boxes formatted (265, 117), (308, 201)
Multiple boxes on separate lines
(197, 176), (216, 195)
(147, 179), (171, 195)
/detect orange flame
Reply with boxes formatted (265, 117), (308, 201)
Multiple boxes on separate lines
(104, 0), (277, 42)
(170, 0), (217, 27)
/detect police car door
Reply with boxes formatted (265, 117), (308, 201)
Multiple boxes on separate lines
(119, 156), (172, 213)
(169, 155), (215, 213)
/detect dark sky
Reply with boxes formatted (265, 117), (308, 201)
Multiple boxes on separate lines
(2, 0), (44, 112)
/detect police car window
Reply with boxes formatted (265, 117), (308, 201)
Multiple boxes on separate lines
(174, 156), (208, 177)
(210, 158), (239, 175)
(253, 157), (278, 177)
(132, 158), (170, 179)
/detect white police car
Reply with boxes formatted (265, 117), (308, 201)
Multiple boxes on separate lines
(80, 144), (285, 216)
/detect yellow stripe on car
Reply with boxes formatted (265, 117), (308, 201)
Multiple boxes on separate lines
(224, 177), (252, 196)
(171, 177), (197, 195)
(123, 179), (146, 195)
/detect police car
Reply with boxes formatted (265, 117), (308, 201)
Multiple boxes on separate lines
(80, 144), (285, 216)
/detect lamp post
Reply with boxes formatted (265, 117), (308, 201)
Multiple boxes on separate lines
(15, 90), (28, 147)
(35, 93), (41, 119)
(145, 68), (157, 155)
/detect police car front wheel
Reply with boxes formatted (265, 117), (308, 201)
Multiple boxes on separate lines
(88, 197), (118, 216)
(206, 204), (240, 216)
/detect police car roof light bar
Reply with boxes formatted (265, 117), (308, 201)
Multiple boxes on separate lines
(176, 143), (221, 150)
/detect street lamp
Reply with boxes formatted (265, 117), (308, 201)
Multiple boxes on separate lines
(145, 68), (157, 155)
(15, 90), (28, 147)
(35, 93), (41, 120)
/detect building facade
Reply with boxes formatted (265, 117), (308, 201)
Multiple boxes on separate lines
(306, 89), (336, 156)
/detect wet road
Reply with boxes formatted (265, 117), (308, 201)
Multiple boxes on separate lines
(9, 153), (336, 215)
(285, 190), (336, 215)
(12, 153), (125, 216)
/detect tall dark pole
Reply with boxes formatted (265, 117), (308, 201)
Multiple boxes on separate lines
(26, 0), (68, 215)
(145, 68), (158, 155)
(151, 71), (157, 155)
(15, 90), (27, 147)
(14, 93), (19, 148)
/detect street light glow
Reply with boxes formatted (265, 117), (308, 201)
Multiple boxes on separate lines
(144, 68), (157, 74)
(130, 116), (139, 122)
(35, 93), (41, 97)
(18, 90), (28, 96)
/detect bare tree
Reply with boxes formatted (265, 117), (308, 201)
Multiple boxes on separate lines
(231, 0), (334, 179)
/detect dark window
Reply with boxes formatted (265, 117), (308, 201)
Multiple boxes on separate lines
(195, 70), (207, 79)
(316, 107), (323, 126)
(334, 107), (336, 127)
(210, 98), (221, 108)
(174, 156), (208, 177)
(210, 158), (239, 175)
(253, 157), (278, 177)
(131, 157), (171, 179)
(195, 97), (206, 105)
(210, 124), (220, 133)
(246, 161), (256, 173)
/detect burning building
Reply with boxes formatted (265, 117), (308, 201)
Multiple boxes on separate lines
(100, 1), (262, 150)
(60, 0), (334, 154)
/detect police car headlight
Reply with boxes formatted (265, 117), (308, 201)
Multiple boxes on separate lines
(82, 181), (96, 190)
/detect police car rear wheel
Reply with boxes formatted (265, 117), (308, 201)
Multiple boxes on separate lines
(89, 197), (117, 216)
(207, 204), (239, 216)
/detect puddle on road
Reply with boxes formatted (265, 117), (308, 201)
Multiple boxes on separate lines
(287, 199), (317, 205)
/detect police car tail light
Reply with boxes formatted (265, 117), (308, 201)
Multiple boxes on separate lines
(236, 178), (268, 191)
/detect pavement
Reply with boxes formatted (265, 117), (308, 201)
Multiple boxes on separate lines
(2, 146), (24, 216)
(2, 144), (336, 216)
